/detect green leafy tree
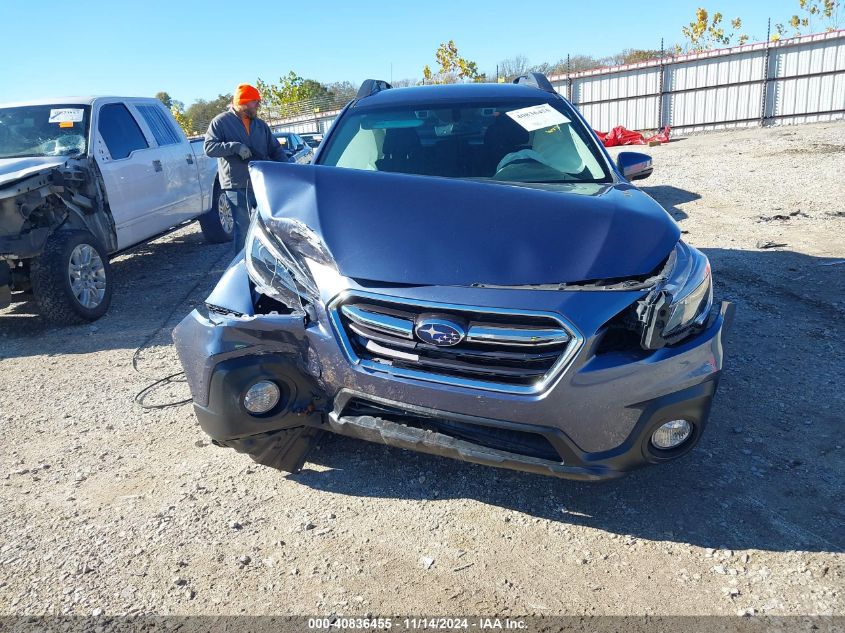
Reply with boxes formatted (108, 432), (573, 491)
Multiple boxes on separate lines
(422, 41), (485, 84)
(681, 8), (748, 51)
(257, 72), (333, 118)
(325, 80), (358, 103)
(773, 0), (840, 39)
(155, 91), (173, 108)
(185, 94), (232, 134)
(170, 105), (195, 137)
(155, 91), (184, 112)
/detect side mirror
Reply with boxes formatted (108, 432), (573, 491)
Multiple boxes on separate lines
(295, 144), (305, 152)
(617, 152), (653, 181)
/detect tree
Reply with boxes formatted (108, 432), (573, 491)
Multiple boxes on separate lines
(257, 72), (334, 119)
(498, 55), (530, 81)
(155, 92), (173, 108)
(170, 105), (195, 137)
(185, 94), (232, 135)
(773, 0), (841, 39)
(537, 55), (596, 75)
(681, 8), (748, 51)
(610, 49), (665, 64)
(155, 91), (184, 112)
(325, 80), (358, 103)
(422, 40), (485, 84)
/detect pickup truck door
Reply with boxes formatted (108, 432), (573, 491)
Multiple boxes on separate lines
(93, 102), (172, 250)
(132, 102), (204, 226)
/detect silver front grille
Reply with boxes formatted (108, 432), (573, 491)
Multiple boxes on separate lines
(329, 292), (583, 394)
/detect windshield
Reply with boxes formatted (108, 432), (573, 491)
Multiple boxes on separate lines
(0, 105), (91, 159)
(318, 98), (610, 183)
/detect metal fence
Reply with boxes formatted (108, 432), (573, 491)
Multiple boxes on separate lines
(268, 107), (342, 136)
(551, 29), (845, 133)
(270, 30), (845, 135)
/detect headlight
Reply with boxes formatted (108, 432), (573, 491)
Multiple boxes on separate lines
(640, 243), (714, 349)
(662, 261), (713, 337)
(244, 215), (318, 308)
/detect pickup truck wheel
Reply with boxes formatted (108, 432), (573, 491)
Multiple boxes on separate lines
(198, 186), (234, 243)
(31, 230), (112, 324)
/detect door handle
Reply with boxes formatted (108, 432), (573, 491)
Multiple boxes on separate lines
(152, 160), (163, 172)
(186, 154), (194, 165)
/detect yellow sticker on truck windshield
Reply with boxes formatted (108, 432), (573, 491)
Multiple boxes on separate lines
(506, 104), (570, 132)
(49, 108), (84, 124)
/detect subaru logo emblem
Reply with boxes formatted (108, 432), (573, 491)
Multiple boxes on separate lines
(414, 314), (466, 347)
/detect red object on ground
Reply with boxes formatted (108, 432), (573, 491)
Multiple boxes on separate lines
(594, 125), (670, 147)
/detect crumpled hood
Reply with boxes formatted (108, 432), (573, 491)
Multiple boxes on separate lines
(0, 156), (68, 188)
(249, 162), (680, 287)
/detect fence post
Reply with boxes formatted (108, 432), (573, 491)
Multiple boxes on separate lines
(566, 54), (573, 102)
(760, 18), (772, 126)
(658, 38), (666, 130)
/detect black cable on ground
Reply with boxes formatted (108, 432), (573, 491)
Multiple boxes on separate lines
(131, 241), (233, 410)
(134, 372), (193, 410)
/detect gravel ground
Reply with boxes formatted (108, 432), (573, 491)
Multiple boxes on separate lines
(1, 122), (843, 619)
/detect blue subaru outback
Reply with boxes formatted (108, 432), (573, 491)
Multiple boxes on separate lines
(173, 74), (733, 481)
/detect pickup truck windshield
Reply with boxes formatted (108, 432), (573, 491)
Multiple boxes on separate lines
(318, 99), (611, 183)
(0, 105), (91, 159)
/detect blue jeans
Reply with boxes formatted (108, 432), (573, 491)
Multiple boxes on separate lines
(223, 188), (256, 254)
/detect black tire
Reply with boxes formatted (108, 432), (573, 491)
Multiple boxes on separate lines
(30, 230), (113, 324)
(198, 183), (234, 243)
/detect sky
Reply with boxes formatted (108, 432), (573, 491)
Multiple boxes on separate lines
(0, 0), (805, 106)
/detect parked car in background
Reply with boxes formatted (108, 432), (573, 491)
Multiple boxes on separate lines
(272, 132), (314, 164)
(0, 97), (231, 323)
(299, 132), (323, 149)
(174, 75), (733, 482)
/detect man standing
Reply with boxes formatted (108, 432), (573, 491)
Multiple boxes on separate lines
(204, 84), (286, 251)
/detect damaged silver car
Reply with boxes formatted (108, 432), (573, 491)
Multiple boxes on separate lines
(174, 75), (734, 481)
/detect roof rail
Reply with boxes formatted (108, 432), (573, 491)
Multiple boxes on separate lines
(356, 79), (392, 100)
(512, 72), (558, 95)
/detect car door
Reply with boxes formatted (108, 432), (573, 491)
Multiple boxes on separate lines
(132, 101), (203, 226)
(93, 102), (171, 250)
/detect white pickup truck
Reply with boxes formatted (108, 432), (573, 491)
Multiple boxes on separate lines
(0, 96), (232, 323)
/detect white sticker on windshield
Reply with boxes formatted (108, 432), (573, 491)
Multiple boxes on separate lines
(49, 108), (85, 123)
(505, 103), (570, 131)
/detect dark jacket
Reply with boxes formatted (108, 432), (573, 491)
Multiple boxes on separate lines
(204, 108), (285, 189)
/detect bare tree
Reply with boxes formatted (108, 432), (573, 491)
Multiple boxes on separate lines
(532, 55), (606, 76)
(497, 55), (530, 81)
(606, 48), (665, 65)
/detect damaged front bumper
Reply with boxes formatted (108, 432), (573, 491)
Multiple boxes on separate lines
(0, 157), (115, 307)
(173, 258), (734, 481)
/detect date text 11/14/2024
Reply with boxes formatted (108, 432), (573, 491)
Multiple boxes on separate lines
(307, 617), (528, 630)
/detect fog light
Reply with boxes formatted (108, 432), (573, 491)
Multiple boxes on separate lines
(651, 420), (693, 450)
(243, 381), (281, 414)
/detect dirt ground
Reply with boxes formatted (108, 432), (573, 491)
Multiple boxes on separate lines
(1, 122), (843, 619)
